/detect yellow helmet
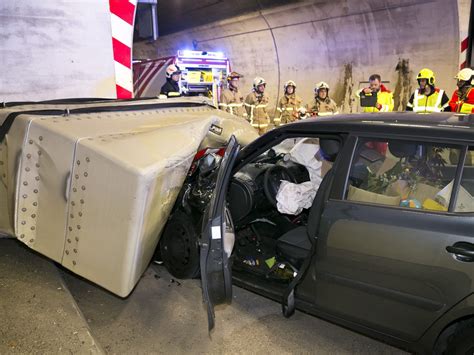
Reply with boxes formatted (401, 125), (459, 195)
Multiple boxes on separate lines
(417, 68), (435, 85)
(455, 68), (474, 83)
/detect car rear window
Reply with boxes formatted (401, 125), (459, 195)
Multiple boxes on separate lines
(344, 138), (474, 213)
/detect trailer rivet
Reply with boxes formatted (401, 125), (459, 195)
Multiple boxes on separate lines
(39, 136), (43, 141)
(31, 214), (36, 219)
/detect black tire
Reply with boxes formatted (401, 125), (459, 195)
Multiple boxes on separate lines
(160, 210), (200, 279)
(444, 325), (474, 355)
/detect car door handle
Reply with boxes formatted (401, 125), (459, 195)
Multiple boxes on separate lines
(446, 242), (474, 261)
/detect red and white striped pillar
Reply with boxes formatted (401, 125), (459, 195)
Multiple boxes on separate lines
(109, 0), (138, 98)
(458, 0), (472, 69)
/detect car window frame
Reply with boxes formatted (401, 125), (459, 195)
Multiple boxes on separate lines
(329, 133), (474, 216)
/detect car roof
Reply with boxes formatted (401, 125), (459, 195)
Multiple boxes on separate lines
(280, 112), (474, 142)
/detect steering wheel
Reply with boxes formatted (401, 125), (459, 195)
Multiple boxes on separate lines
(263, 165), (297, 207)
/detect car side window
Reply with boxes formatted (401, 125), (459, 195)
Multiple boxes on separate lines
(345, 138), (468, 212)
(455, 147), (474, 212)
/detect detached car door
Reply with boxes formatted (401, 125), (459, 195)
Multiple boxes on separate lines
(306, 135), (474, 343)
(200, 135), (240, 330)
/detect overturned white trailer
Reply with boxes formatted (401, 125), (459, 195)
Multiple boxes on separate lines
(0, 97), (258, 296)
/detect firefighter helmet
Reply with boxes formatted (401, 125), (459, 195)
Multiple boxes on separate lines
(417, 68), (435, 86)
(165, 64), (181, 79)
(284, 80), (296, 90)
(253, 77), (266, 89)
(227, 71), (243, 82)
(455, 68), (474, 84)
(315, 81), (330, 93)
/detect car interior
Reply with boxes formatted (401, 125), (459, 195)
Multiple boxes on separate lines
(227, 136), (341, 289)
(226, 137), (474, 292)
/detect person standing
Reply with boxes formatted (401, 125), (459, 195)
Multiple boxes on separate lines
(449, 68), (474, 114)
(308, 81), (339, 116)
(275, 80), (305, 125)
(406, 68), (450, 113)
(357, 74), (394, 112)
(160, 64), (182, 97)
(218, 71), (247, 118)
(245, 77), (270, 135)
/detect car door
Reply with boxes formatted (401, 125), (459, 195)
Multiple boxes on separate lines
(301, 135), (474, 342)
(200, 135), (240, 330)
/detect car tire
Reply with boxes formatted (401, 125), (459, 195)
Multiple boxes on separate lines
(435, 319), (474, 355)
(444, 325), (474, 355)
(160, 210), (200, 279)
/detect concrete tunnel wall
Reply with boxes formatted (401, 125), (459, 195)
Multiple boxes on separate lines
(134, 0), (463, 113)
(0, 0), (117, 102)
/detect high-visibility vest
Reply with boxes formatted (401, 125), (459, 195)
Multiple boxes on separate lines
(411, 89), (448, 113)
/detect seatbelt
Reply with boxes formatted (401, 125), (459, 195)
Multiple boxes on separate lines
(281, 169), (334, 317)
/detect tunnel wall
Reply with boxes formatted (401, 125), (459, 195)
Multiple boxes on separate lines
(0, 1), (117, 101)
(134, 0), (462, 113)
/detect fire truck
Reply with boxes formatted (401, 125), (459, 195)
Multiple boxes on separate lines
(133, 50), (231, 105)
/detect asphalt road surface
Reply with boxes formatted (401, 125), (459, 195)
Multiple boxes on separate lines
(1, 238), (407, 354)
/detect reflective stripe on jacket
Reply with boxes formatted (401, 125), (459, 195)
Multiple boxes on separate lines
(244, 92), (270, 128)
(410, 89), (448, 113)
(219, 88), (247, 117)
(275, 94), (304, 125)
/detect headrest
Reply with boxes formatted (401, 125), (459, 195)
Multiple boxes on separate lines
(320, 139), (340, 162)
(388, 140), (418, 158)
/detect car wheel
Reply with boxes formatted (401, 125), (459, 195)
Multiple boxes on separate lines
(160, 210), (200, 279)
(435, 320), (474, 355)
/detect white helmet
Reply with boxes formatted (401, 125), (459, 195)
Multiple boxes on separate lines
(455, 68), (474, 84)
(315, 81), (330, 93)
(284, 80), (296, 91)
(253, 77), (266, 88)
(166, 64), (181, 78)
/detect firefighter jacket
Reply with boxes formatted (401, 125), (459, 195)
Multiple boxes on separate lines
(449, 87), (474, 114)
(160, 79), (181, 97)
(356, 84), (394, 112)
(244, 91), (270, 132)
(308, 97), (339, 116)
(406, 88), (450, 113)
(218, 88), (246, 118)
(275, 94), (304, 125)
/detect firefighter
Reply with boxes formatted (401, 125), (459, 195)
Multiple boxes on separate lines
(357, 74), (394, 112)
(245, 77), (270, 135)
(308, 82), (339, 116)
(449, 68), (474, 114)
(274, 80), (305, 125)
(160, 64), (182, 97)
(406, 68), (450, 113)
(218, 71), (246, 118)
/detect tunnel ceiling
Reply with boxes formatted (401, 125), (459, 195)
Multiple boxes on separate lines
(157, 0), (308, 35)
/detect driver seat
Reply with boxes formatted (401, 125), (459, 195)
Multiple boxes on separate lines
(275, 169), (333, 269)
(274, 138), (339, 270)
